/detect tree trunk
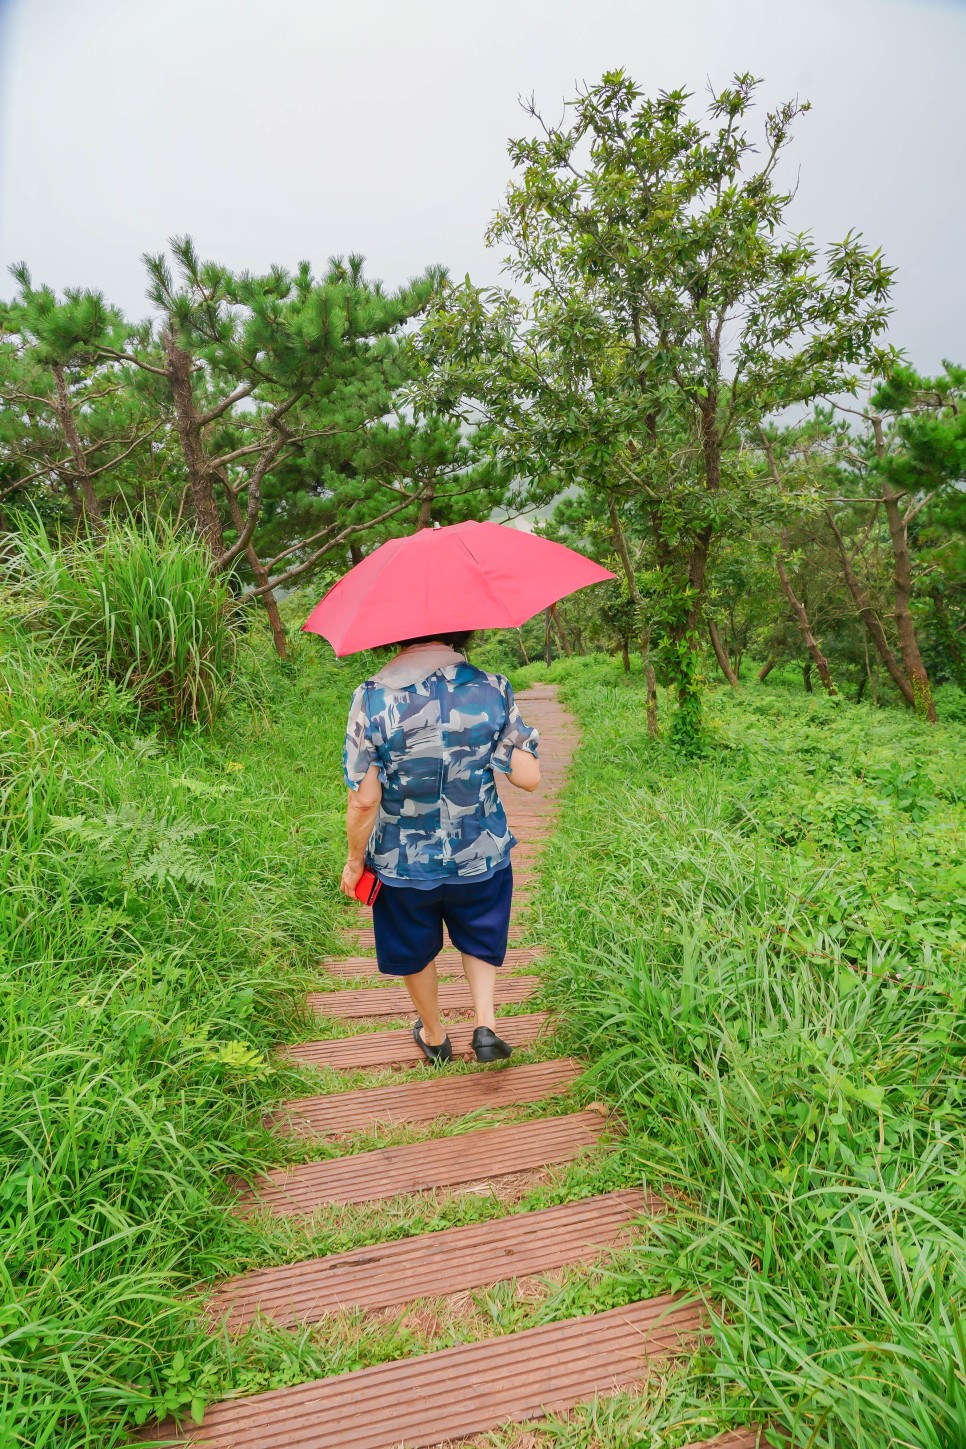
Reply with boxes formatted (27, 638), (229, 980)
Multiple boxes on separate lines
(803, 661), (813, 693)
(58, 474), (86, 527)
(165, 329), (224, 553)
(621, 639), (630, 673)
(881, 476), (936, 721)
(864, 636), (879, 707)
(552, 610), (572, 656)
(708, 619), (740, 686)
(225, 484), (287, 658)
(775, 533), (837, 695)
(825, 507), (917, 710)
(645, 658), (658, 736)
(684, 525), (713, 635)
(686, 400), (720, 636)
(517, 628), (530, 666)
(249, 552), (288, 658)
(869, 413), (936, 720)
(607, 496), (659, 735)
(758, 657), (777, 682)
(349, 543), (365, 566)
(543, 607), (553, 668)
(416, 479), (436, 530)
(856, 672), (867, 704)
(51, 364), (103, 530)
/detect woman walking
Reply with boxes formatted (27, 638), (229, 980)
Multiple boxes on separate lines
(339, 632), (540, 1063)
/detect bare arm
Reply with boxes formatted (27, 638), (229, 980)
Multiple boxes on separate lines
(340, 763), (383, 896)
(507, 746), (540, 793)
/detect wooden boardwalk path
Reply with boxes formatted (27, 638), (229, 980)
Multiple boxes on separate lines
(143, 686), (767, 1449)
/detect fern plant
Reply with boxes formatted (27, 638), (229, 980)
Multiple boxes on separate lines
(51, 803), (215, 900)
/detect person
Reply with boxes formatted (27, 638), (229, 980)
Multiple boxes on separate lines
(339, 631), (540, 1064)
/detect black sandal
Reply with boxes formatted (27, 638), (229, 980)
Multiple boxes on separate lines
(472, 1026), (512, 1063)
(413, 1018), (453, 1064)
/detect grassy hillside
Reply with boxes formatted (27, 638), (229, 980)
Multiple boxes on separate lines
(3, 615), (964, 1446)
(519, 655), (966, 1447)
(0, 617), (364, 1445)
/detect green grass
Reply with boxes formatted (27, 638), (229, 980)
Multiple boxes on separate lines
(523, 657), (966, 1448)
(5, 602), (965, 1447)
(8, 513), (240, 727)
(0, 612), (362, 1443)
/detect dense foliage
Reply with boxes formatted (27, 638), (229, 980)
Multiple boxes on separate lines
(413, 74), (963, 746)
(0, 248), (508, 657)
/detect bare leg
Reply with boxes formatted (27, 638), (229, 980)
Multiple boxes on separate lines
(402, 959), (447, 1045)
(461, 952), (497, 1032)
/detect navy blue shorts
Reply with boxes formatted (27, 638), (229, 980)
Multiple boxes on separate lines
(372, 865), (514, 977)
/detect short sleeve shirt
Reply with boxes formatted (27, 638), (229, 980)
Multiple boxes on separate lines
(343, 662), (539, 887)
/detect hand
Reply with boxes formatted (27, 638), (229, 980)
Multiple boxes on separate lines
(340, 860), (365, 898)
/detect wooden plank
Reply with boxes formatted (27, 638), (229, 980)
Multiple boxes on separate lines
(282, 1011), (551, 1070)
(142, 1294), (703, 1446)
(271, 1058), (583, 1138)
(307, 975), (539, 1019)
(207, 1187), (655, 1331)
(241, 1111), (605, 1216)
(319, 945), (544, 982)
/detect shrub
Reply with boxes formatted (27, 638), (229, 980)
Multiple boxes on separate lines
(9, 515), (239, 726)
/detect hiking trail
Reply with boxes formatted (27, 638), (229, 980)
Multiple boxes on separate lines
(143, 686), (764, 1449)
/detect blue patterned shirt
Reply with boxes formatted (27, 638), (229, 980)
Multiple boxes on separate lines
(343, 658), (539, 887)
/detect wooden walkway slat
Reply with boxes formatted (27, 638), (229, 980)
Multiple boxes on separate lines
(307, 975), (539, 1019)
(143, 1294), (703, 1446)
(283, 1011), (551, 1070)
(319, 945), (544, 981)
(207, 1187), (655, 1331)
(241, 1111), (605, 1216)
(271, 1058), (583, 1138)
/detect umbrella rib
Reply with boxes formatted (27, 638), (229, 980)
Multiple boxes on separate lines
(455, 533), (518, 627)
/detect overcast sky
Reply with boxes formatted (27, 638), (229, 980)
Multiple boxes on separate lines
(0, 0), (962, 372)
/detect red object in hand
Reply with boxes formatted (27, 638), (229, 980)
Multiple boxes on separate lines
(301, 520), (616, 655)
(354, 867), (382, 906)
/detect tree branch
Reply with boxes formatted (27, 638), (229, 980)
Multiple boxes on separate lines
(198, 380), (256, 427)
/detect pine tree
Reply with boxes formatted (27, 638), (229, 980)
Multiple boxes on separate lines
(0, 265), (159, 529)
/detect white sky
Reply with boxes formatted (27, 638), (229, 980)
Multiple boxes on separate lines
(0, 0), (962, 372)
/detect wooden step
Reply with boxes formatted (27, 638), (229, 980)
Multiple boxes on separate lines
(307, 976), (540, 1020)
(271, 1058), (583, 1138)
(208, 1187), (654, 1331)
(143, 1293), (702, 1446)
(320, 945), (544, 981)
(283, 1011), (551, 1070)
(241, 1111), (606, 1217)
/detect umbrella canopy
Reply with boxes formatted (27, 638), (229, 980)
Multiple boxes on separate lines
(302, 520), (616, 656)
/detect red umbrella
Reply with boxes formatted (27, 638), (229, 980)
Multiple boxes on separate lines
(302, 520), (616, 656)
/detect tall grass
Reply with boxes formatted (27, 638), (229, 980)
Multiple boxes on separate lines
(9, 516), (238, 726)
(529, 662), (966, 1447)
(0, 615), (352, 1445)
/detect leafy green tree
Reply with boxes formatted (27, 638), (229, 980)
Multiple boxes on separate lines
(415, 71), (893, 746)
(810, 366), (966, 719)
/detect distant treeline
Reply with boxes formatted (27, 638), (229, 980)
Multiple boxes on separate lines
(2, 71), (964, 738)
